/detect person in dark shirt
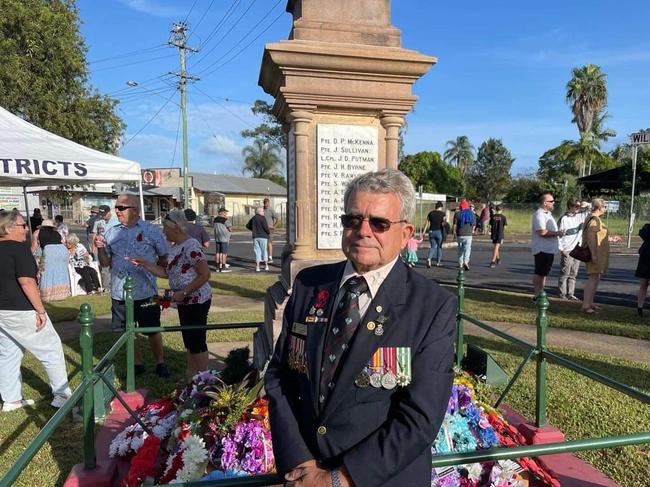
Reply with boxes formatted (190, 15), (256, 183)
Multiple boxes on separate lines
(0, 210), (71, 411)
(29, 208), (43, 232)
(421, 202), (446, 268)
(489, 205), (507, 268)
(183, 208), (210, 249)
(245, 207), (270, 271)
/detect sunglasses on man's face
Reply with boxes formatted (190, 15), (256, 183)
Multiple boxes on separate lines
(340, 214), (406, 233)
(115, 205), (135, 212)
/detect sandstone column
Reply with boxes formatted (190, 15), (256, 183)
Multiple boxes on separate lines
(254, 0), (436, 365)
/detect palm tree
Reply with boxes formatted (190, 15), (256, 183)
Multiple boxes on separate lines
(443, 136), (475, 178)
(587, 111), (616, 174)
(566, 64), (608, 176)
(241, 139), (282, 179)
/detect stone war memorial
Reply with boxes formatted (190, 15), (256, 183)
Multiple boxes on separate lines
(255, 0), (435, 361)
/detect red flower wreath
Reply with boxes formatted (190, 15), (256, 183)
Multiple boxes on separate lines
(123, 434), (161, 487)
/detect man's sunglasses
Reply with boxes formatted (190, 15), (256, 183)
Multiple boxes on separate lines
(115, 205), (135, 212)
(340, 214), (406, 232)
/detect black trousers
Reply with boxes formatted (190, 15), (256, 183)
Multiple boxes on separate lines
(75, 266), (101, 292)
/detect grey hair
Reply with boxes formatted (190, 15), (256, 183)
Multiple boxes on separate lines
(591, 198), (605, 211)
(164, 209), (188, 233)
(255, 206), (264, 216)
(343, 168), (416, 222)
(118, 193), (141, 214)
(66, 233), (80, 246)
(0, 209), (21, 236)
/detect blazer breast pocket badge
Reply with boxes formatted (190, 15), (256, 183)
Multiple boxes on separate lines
(287, 326), (308, 375)
(355, 346), (412, 389)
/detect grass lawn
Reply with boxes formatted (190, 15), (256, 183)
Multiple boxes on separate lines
(494, 207), (633, 237)
(465, 335), (650, 487)
(451, 285), (650, 340)
(0, 309), (260, 487)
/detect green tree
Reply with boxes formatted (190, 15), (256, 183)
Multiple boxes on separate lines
(399, 151), (434, 190)
(469, 138), (514, 202)
(0, 0), (124, 153)
(240, 100), (286, 149)
(398, 151), (463, 195)
(241, 140), (282, 179)
(443, 135), (475, 178)
(539, 139), (614, 182)
(538, 142), (576, 182)
(566, 64), (608, 176)
(504, 175), (545, 204)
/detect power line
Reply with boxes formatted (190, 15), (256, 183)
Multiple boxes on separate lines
(201, 10), (285, 78)
(196, 0), (282, 75)
(114, 87), (179, 106)
(89, 44), (167, 64)
(107, 74), (175, 97)
(189, 0), (217, 35)
(92, 53), (177, 73)
(183, 0), (199, 22)
(190, 0), (258, 69)
(169, 105), (182, 170)
(191, 85), (255, 128)
(196, 0), (241, 53)
(122, 90), (177, 147)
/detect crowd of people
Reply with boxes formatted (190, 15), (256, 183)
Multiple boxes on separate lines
(531, 193), (612, 314)
(414, 199), (506, 271)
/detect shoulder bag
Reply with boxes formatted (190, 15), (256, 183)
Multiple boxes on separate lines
(569, 216), (594, 263)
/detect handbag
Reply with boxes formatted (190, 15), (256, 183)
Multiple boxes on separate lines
(569, 243), (591, 262)
(569, 216), (594, 263)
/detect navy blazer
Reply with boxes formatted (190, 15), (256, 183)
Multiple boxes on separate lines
(265, 260), (456, 486)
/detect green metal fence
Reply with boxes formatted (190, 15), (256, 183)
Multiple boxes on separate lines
(2, 272), (649, 487)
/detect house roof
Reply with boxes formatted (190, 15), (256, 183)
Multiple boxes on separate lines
(189, 172), (286, 196)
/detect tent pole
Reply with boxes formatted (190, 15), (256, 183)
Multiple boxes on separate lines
(23, 185), (33, 239)
(138, 180), (145, 218)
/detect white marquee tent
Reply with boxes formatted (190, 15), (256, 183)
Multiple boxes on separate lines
(0, 105), (144, 217)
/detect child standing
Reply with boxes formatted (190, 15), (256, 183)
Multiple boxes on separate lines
(405, 235), (423, 267)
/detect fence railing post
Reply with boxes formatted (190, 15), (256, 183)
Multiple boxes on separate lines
(535, 289), (549, 427)
(125, 276), (135, 393)
(78, 303), (96, 470)
(455, 268), (465, 368)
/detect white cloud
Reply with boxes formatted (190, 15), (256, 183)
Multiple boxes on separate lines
(117, 0), (184, 17)
(201, 134), (242, 157)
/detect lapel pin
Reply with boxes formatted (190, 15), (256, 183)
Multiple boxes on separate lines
(366, 321), (376, 331)
(375, 324), (384, 336)
(375, 305), (383, 313)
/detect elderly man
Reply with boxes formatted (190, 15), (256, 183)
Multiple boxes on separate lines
(265, 169), (456, 487)
(96, 194), (171, 378)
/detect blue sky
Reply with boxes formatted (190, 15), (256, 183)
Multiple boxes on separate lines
(78, 0), (650, 177)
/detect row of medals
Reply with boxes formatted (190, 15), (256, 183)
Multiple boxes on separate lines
(355, 366), (398, 389)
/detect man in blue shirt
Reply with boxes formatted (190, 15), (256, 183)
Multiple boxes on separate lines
(96, 194), (171, 378)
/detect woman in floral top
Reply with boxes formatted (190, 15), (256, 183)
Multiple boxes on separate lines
(132, 210), (212, 376)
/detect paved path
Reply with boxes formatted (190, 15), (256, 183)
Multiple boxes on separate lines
(53, 295), (649, 364)
(464, 321), (650, 363)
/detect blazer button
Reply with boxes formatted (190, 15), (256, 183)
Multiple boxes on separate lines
(317, 425), (327, 435)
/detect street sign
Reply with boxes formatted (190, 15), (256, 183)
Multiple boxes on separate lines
(605, 200), (619, 213)
(630, 130), (650, 145)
